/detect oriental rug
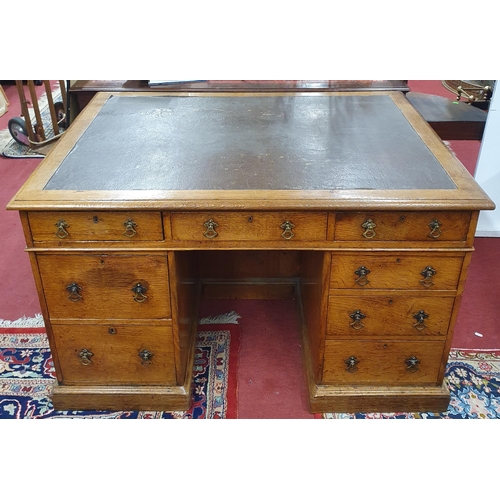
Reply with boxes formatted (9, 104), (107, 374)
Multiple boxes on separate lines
(0, 312), (240, 419)
(322, 349), (500, 419)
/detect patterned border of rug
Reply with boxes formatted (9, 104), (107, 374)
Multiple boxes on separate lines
(0, 87), (63, 159)
(0, 312), (240, 419)
(321, 349), (500, 419)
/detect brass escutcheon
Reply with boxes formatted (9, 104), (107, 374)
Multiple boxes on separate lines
(350, 310), (366, 330)
(405, 355), (420, 373)
(55, 219), (70, 239)
(280, 220), (295, 240)
(420, 265), (437, 288)
(123, 218), (138, 238)
(139, 349), (154, 366)
(354, 266), (371, 286)
(361, 219), (377, 239)
(132, 283), (148, 303)
(413, 310), (429, 330)
(428, 219), (442, 239)
(66, 282), (83, 302)
(345, 356), (359, 373)
(203, 218), (219, 239)
(78, 348), (93, 366)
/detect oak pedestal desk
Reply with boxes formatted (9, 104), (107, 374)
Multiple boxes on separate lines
(8, 91), (494, 414)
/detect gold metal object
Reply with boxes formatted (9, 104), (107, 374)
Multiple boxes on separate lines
(139, 349), (154, 366)
(203, 218), (219, 239)
(132, 283), (148, 302)
(55, 219), (70, 239)
(413, 310), (429, 331)
(405, 355), (420, 373)
(428, 219), (442, 239)
(361, 219), (377, 239)
(354, 266), (371, 286)
(79, 348), (93, 365)
(66, 282), (83, 302)
(123, 218), (138, 238)
(349, 310), (366, 330)
(420, 266), (437, 288)
(280, 220), (295, 240)
(345, 356), (359, 373)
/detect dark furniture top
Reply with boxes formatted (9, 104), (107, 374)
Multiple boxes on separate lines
(70, 80), (410, 93)
(46, 93), (454, 192)
(406, 92), (487, 141)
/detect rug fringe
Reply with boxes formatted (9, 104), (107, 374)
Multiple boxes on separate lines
(198, 310), (241, 325)
(0, 314), (45, 327)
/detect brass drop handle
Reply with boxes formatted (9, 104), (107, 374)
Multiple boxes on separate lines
(361, 218), (377, 239)
(66, 282), (83, 302)
(345, 356), (359, 373)
(132, 283), (148, 303)
(123, 218), (138, 238)
(420, 266), (437, 288)
(203, 218), (219, 239)
(428, 219), (442, 239)
(79, 348), (93, 365)
(413, 310), (429, 330)
(350, 309), (366, 330)
(280, 220), (295, 240)
(139, 349), (154, 366)
(405, 355), (420, 373)
(55, 219), (70, 239)
(354, 266), (371, 286)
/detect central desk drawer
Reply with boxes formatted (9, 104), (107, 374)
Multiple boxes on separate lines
(37, 253), (171, 319)
(170, 211), (328, 242)
(327, 296), (454, 338)
(322, 340), (445, 385)
(332, 211), (471, 242)
(53, 323), (176, 385)
(330, 253), (464, 290)
(29, 211), (164, 243)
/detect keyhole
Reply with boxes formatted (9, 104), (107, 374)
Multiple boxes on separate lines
(389, 299), (393, 304)
(93, 216), (99, 223)
(247, 216), (253, 222)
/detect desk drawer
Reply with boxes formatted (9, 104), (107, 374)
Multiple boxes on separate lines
(29, 211), (164, 242)
(330, 253), (464, 290)
(53, 323), (176, 385)
(323, 340), (445, 385)
(38, 253), (171, 319)
(332, 211), (471, 242)
(327, 296), (454, 338)
(171, 211), (328, 242)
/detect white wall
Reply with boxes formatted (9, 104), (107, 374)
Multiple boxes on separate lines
(475, 82), (500, 236)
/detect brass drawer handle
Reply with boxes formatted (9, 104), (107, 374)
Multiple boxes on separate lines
(66, 282), (83, 302)
(79, 348), (93, 365)
(428, 219), (442, 239)
(361, 218), (377, 239)
(203, 218), (219, 239)
(354, 266), (371, 286)
(420, 266), (437, 288)
(405, 355), (420, 372)
(349, 309), (366, 330)
(132, 283), (148, 302)
(413, 310), (429, 330)
(139, 349), (154, 366)
(280, 220), (295, 240)
(55, 219), (70, 239)
(345, 356), (359, 373)
(123, 218), (138, 238)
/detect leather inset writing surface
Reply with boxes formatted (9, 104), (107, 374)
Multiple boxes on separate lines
(44, 95), (456, 191)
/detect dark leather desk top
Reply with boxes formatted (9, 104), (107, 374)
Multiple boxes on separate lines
(45, 94), (456, 192)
